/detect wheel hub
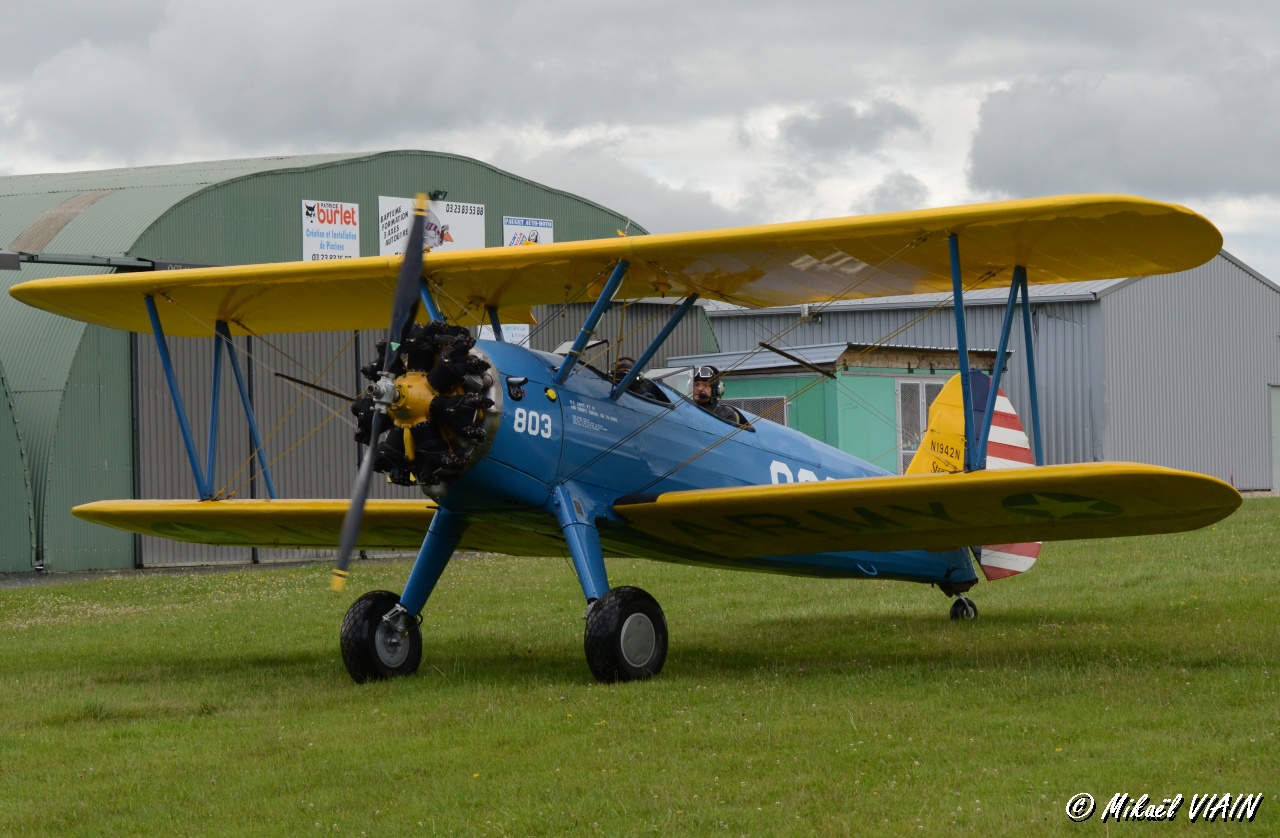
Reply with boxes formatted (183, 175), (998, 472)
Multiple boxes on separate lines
(619, 613), (656, 668)
(374, 618), (412, 667)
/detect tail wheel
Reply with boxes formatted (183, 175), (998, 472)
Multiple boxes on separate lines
(584, 586), (668, 683)
(949, 596), (978, 621)
(340, 590), (422, 683)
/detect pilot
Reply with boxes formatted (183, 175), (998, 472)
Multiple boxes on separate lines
(692, 365), (740, 423)
(613, 356), (666, 401)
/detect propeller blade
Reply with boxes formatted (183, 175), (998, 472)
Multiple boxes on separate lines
(331, 195), (429, 592)
(331, 411), (386, 591)
(386, 194), (427, 368)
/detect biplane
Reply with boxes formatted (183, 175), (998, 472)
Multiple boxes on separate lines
(9, 194), (1242, 684)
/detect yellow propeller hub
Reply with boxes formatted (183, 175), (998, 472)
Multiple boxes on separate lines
(388, 371), (435, 427)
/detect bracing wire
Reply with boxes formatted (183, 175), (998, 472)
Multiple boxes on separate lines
(216, 333), (356, 499)
(149, 293), (367, 499)
(157, 293), (359, 429)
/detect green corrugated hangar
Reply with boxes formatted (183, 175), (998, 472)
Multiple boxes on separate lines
(0, 151), (651, 573)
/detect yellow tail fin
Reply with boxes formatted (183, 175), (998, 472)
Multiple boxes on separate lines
(904, 372), (1041, 580)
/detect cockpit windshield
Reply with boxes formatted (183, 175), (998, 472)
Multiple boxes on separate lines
(645, 367), (694, 399)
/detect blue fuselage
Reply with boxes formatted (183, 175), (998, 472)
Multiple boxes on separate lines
(443, 340), (976, 587)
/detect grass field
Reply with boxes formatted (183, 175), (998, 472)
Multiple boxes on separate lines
(1, 499), (1277, 836)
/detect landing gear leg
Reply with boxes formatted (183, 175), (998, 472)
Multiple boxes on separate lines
(949, 596), (978, 621)
(552, 484), (668, 682)
(339, 507), (468, 683)
(398, 507), (468, 615)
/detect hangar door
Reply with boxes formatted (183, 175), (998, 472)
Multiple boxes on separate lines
(1272, 386), (1280, 491)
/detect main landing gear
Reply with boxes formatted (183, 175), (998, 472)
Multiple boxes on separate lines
(338, 493), (671, 685)
(340, 591), (423, 682)
(949, 595), (978, 621)
(584, 586), (669, 682)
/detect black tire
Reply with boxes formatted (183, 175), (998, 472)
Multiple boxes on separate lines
(340, 590), (422, 683)
(949, 596), (978, 621)
(583, 586), (668, 683)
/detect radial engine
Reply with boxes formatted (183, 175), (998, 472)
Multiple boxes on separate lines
(350, 322), (501, 499)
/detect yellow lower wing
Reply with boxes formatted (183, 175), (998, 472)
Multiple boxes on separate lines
(76, 463), (1240, 560)
(613, 463), (1241, 557)
(71, 498), (561, 555)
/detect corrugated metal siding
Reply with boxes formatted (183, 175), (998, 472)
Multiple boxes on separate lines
(8, 190), (152, 570)
(41, 325), (134, 570)
(0, 155), (379, 571)
(0, 357), (35, 572)
(0, 265), (100, 557)
(1, 192), (91, 248)
(8, 190), (117, 252)
(527, 302), (714, 369)
(706, 253), (1280, 475)
(135, 332), (254, 565)
(1031, 302), (1104, 465)
(0, 160), (375, 533)
(0, 154), (364, 198)
(242, 330), (365, 501)
(248, 328), (422, 562)
(1102, 257), (1280, 489)
(62, 188), (209, 255)
(709, 303), (979, 359)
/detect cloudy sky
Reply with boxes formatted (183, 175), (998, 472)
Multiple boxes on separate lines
(4, 1), (1279, 277)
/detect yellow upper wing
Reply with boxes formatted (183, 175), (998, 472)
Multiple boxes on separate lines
(613, 463), (1241, 556)
(10, 195), (1220, 337)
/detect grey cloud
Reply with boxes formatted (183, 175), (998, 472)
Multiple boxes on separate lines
(859, 171), (931, 214)
(490, 144), (753, 235)
(11, 43), (203, 163)
(731, 166), (824, 224)
(969, 60), (1280, 199)
(6, 0), (1280, 209)
(779, 100), (923, 158)
(0, 1), (959, 161)
(0, 0), (167, 77)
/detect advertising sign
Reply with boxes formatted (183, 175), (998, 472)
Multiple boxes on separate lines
(502, 216), (554, 247)
(379, 196), (485, 256)
(302, 200), (360, 260)
(478, 216), (553, 344)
